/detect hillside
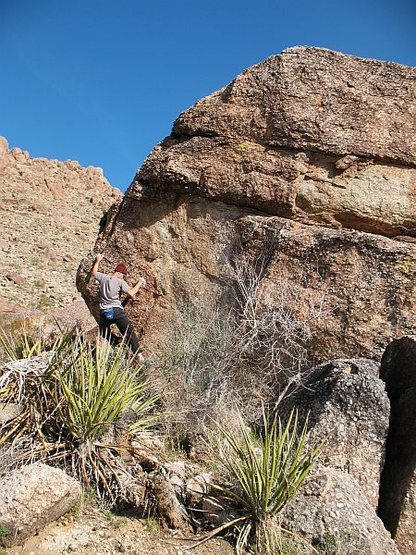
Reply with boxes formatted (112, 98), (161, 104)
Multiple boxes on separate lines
(0, 136), (120, 327)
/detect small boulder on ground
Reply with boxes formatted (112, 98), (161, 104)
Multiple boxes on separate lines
(5, 273), (27, 286)
(0, 462), (81, 547)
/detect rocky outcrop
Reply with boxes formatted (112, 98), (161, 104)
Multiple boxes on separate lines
(77, 47), (416, 363)
(0, 136), (120, 326)
(276, 349), (416, 555)
(0, 463), (81, 547)
(173, 47), (416, 167)
(79, 205), (416, 362)
(142, 47), (416, 236)
(278, 359), (389, 509)
(141, 137), (416, 239)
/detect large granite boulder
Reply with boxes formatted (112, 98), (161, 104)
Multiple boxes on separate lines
(79, 207), (416, 363)
(77, 47), (416, 364)
(276, 345), (416, 555)
(174, 47), (416, 167)
(142, 46), (416, 234)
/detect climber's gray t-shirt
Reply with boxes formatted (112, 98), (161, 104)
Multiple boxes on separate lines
(95, 272), (130, 310)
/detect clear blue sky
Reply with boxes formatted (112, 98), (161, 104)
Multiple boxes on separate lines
(1, 1), (415, 192)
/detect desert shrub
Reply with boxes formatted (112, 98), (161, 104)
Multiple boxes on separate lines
(230, 258), (326, 386)
(1, 326), (49, 362)
(208, 408), (323, 554)
(152, 303), (238, 445)
(50, 336), (157, 443)
(153, 257), (329, 444)
(0, 335), (158, 500)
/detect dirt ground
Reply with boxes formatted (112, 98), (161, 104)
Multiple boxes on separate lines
(4, 507), (234, 555)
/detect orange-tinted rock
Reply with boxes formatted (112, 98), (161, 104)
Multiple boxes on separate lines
(77, 47), (416, 361)
(5, 272), (26, 285)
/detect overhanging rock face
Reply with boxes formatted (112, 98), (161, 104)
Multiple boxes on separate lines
(77, 47), (416, 361)
(174, 47), (416, 166)
(142, 46), (416, 235)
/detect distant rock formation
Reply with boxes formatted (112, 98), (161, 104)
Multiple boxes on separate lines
(0, 136), (120, 332)
(77, 47), (416, 362)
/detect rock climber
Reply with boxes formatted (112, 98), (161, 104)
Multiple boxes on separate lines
(92, 254), (146, 355)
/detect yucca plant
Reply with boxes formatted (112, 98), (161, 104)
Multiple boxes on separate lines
(209, 408), (323, 554)
(0, 333), (159, 501)
(50, 336), (157, 444)
(0, 326), (70, 362)
(45, 336), (159, 495)
(0, 327), (43, 362)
